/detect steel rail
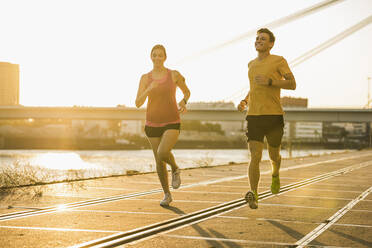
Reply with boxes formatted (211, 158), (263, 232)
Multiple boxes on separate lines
(71, 160), (371, 248)
(1, 154), (370, 222)
(0, 189), (163, 222)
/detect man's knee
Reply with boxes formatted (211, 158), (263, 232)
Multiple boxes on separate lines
(250, 150), (262, 164)
(249, 141), (263, 163)
(269, 152), (280, 162)
(268, 146), (281, 162)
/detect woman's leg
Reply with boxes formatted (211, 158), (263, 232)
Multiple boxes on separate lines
(157, 129), (180, 188)
(157, 129), (180, 165)
(147, 136), (170, 194)
(164, 152), (178, 172)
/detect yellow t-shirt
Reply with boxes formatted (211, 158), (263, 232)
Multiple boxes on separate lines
(247, 54), (292, 116)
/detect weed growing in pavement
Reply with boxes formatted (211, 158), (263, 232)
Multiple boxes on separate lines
(0, 161), (50, 201)
(194, 153), (214, 168)
(0, 161), (88, 202)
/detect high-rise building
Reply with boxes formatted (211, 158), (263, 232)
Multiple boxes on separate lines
(0, 62), (20, 105)
(281, 96), (308, 108)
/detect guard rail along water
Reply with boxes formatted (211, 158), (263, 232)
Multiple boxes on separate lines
(0, 106), (371, 122)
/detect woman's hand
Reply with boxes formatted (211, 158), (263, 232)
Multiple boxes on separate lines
(178, 99), (187, 114)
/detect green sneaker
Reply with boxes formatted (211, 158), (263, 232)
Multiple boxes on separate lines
(245, 190), (258, 209)
(271, 175), (280, 194)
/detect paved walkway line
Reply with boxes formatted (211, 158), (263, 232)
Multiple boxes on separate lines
(164, 234), (294, 246)
(0, 225), (119, 233)
(108, 161), (371, 248)
(217, 216), (372, 228)
(70, 209), (179, 216)
(6, 154), (363, 222)
(259, 203), (372, 212)
(295, 186), (372, 248)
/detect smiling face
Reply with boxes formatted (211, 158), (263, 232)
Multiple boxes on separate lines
(255, 32), (274, 52)
(151, 47), (166, 67)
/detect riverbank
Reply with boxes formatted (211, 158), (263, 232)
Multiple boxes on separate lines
(0, 148), (353, 190)
(0, 136), (359, 150)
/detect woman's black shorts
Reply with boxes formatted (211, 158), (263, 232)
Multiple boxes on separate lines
(145, 123), (181, 138)
(245, 115), (284, 148)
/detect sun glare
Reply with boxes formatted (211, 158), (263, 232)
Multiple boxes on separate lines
(56, 204), (67, 211)
(32, 152), (97, 170)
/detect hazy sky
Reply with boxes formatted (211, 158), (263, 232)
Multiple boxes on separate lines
(0, 0), (371, 108)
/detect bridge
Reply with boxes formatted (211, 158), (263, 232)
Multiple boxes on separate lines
(0, 106), (371, 122)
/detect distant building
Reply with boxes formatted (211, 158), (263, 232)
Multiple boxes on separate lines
(281, 96), (307, 108)
(71, 120), (116, 138)
(283, 122), (323, 141)
(119, 120), (145, 136)
(188, 101), (235, 109)
(184, 101), (242, 137)
(0, 62), (20, 106)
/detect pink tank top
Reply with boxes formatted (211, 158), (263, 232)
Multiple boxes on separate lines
(146, 69), (180, 127)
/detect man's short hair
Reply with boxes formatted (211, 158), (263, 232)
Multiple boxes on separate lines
(257, 28), (275, 43)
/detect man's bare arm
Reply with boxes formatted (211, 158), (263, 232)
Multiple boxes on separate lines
(272, 73), (296, 90)
(255, 73), (296, 90)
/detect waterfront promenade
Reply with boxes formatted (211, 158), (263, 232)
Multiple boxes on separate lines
(1, 149), (372, 247)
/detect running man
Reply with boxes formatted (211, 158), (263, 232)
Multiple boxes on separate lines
(238, 28), (296, 209)
(135, 44), (191, 206)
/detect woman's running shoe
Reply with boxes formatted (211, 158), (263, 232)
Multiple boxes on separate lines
(245, 190), (258, 209)
(160, 193), (172, 206)
(172, 169), (181, 189)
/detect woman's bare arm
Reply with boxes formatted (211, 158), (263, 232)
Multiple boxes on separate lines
(135, 74), (152, 108)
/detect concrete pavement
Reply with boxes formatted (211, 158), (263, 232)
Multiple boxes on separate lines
(1, 149), (371, 247)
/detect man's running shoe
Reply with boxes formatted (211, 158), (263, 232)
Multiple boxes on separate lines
(160, 193), (172, 206)
(172, 168), (181, 189)
(271, 175), (280, 194)
(245, 190), (258, 209)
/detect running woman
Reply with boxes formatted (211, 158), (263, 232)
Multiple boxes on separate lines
(135, 44), (191, 206)
(238, 28), (296, 209)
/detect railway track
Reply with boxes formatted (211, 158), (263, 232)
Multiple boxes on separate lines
(1, 154), (370, 224)
(1, 154), (371, 248)
(70, 160), (371, 248)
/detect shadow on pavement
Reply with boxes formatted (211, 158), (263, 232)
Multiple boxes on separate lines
(328, 228), (372, 247)
(163, 205), (242, 247)
(208, 228), (243, 248)
(266, 219), (325, 246)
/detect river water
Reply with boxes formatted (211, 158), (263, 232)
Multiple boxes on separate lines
(0, 149), (349, 180)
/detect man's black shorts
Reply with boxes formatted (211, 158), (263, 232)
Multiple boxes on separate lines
(145, 123), (181, 138)
(245, 115), (284, 148)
